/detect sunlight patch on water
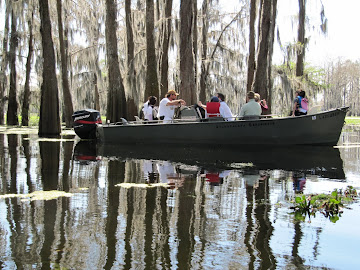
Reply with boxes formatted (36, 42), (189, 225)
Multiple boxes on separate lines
(0, 190), (73, 201)
(335, 143), (360, 148)
(116, 183), (170, 189)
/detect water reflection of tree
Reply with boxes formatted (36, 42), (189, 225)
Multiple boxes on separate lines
(104, 159), (124, 269)
(22, 135), (33, 193)
(244, 171), (276, 269)
(39, 140), (60, 269)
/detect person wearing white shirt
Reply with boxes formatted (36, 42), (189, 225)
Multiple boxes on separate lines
(216, 93), (235, 121)
(142, 96), (157, 121)
(157, 90), (186, 123)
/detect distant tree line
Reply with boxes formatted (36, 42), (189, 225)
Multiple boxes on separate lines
(0, 0), (356, 136)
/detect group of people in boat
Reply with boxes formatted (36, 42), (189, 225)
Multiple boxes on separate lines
(142, 89), (308, 122)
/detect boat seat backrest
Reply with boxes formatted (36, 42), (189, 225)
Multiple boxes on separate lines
(206, 102), (221, 117)
(179, 106), (198, 120)
(241, 115), (260, 120)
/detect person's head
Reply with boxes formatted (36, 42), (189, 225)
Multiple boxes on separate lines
(254, 93), (261, 102)
(148, 96), (157, 106)
(247, 91), (255, 100)
(216, 93), (225, 101)
(166, 90), (179, 100)
(210, 96), (220, 102)
(295, 89), (306, 98)
(299, 90), (305, 98)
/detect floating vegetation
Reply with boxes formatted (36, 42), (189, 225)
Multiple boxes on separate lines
(116, 183), (170, 189)
(0, 190), (73, 201)
(290, 186), (358, 223)
(0, 126), (38, 135)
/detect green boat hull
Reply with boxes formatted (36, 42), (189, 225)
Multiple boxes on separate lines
(95, 107), (349, 146)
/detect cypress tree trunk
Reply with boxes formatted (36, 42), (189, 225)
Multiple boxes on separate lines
(160, 0), (173, 98)
(57, 0), (74, 128)
(125, 0), (139, 120)
(7, 10), (19, 126)
(105, 0), (127, 122)
(145, 0), (159, 100)
(22, 13), (34, 126)
(247, 0), (257, 93)
(266, 0), (278, 114)
(199, 0), (209, 103)
(252, 0), (272, 103)
(38, 0), (61, 136)
(296, 0), (306, 77)
(0, 3), (11, 125)
(180, 0), (196, 104)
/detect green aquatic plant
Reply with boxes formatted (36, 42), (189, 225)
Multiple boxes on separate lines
(291, 186), (359, 223)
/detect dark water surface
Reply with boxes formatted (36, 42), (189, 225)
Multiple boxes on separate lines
(0, 126), (359, 269)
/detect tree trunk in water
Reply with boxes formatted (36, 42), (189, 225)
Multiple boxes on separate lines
(22, 13), (34, 126)
(0, 4), (11, 125)
(38, 0), (61, 136)
(296, 0), (306, 77)
(7, 10), (18, 126)
(247, 0), (257, 93)
(125, 0), (138, 120)
(199, 0), (209, 103)
(252, 0), (272, 104)
(145, 0), (159, 100)
(57, 0), (74, 128)
(180, 0), (196, 104)
(160, 0), (173, 98)
(105, 0), (127, 122)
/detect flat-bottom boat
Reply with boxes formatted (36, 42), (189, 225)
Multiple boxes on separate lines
(73, 106), (349, 146)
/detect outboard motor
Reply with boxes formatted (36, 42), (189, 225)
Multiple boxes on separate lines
(72, 109), (102, 139)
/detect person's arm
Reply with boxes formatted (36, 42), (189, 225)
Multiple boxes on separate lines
(292, 100), (297, 116)
(166, 99), (186, 106)
(197, 101), (206, 109)
(261, 100), (268, 110)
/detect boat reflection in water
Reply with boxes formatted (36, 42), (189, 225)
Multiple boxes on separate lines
(81, 141), (344, 180)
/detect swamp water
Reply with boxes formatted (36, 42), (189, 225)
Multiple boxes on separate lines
(0, 126), (359, 269)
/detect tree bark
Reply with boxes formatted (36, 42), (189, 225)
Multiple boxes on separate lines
(0, 3), (11, 125)
(199, 0), (209, 103)
(7, 10), (19, 126)
(247, 0), (257, 93)
(252, 0), (272, 103)
(105, 0), (127, 122)
(94, 73), (100, 111)
(57, 0), (74, 128)
(38, 0), (61, 136)
(296, 0), (306, 77)
(145, 0), (159, 100)
(22, 12), (34, 126)
(193, 0), (198, 94)
(125, 0), (138, 120)
(160, 0), (173, 98)
(266, 0), (277, 114)
(180, 0), (196, 104)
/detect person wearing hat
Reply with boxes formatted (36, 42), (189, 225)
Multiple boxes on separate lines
(157, 90), (186, 123)
(239, 91), (261, 117)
